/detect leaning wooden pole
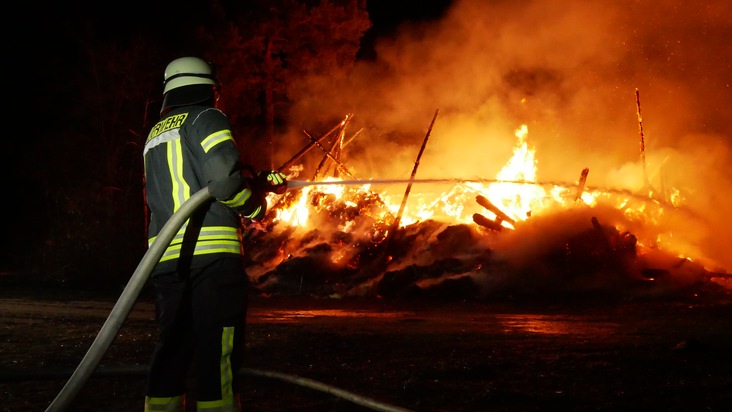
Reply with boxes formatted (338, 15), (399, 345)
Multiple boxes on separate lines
(370, 109), (439, 276)
(575, 167), (589, 201)
(635, 89), (650, 190)
(391, 109), (439, 232)
(305, 129), (354, 179)
(277, 114), (352, 172)
(314, 117), (349, 179)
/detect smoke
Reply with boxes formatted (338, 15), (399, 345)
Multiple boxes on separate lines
(282, 0), (732, 272)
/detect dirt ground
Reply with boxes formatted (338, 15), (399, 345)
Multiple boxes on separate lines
(1, 285), (731, 412)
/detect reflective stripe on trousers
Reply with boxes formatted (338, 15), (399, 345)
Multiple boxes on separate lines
(144, 395), (185, 411)
(197, 394), (241, 411)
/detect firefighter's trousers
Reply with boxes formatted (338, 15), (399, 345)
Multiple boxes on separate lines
(145, 256), (248, 412)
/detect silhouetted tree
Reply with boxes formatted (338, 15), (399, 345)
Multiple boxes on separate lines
(201, 0), (371, 168)
(32, 26), (164, 287)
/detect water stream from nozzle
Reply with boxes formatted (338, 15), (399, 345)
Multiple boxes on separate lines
(286, 178), (567, 189)
(285, 178), (680, 209)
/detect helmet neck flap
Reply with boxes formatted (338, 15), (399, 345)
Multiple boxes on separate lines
(160, 57), (218, 115)
(161, 84), (216, 115)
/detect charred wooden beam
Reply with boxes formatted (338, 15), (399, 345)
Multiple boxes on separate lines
(391, 109), (439, 232)
(317, 114), (353, 179)
(304, 129), (355, 179)
(472, 213), (504, 231)
(342, 128), (364, 149)
(475, 195), (516, 225)
(575, 167), (589, 201)
(277, 114), (352, 172)
(379, 109), (439, 275)
(278, 130), (329, 172)
(591, 216), (614, 252)
(635, 89), (650, 189)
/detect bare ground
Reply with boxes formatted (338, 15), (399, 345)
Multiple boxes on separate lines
(1, 285), (732, 412)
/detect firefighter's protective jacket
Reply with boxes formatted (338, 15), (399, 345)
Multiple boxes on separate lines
(143, 105), (265, 273)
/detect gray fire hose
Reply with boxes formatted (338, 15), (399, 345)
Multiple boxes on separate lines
(45, 187), (214, 412)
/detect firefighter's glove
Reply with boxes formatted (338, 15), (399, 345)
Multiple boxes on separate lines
(256, 170), (288, 195)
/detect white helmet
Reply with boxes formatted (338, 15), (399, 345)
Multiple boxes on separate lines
(163, 57), (216, 95)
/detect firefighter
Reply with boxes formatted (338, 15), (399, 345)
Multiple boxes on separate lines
(142, 56), (286, 412)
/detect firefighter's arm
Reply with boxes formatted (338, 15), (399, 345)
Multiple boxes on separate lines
(194, 111), (282, 220)
(196, 125), (265, 222)
(204, 154), (267, 220)
(223, 168), (287, 221)
(241, 164), (287, 195)
(220, 183), (267, 221)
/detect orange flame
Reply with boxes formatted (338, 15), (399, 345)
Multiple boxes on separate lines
(266, 124), (699, 266)
(272, 124), (685, 229)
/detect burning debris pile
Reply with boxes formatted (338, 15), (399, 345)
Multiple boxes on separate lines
(234, 0), (732, 303)
(241, 116), (731, 302)
(244, 189), (728, 302)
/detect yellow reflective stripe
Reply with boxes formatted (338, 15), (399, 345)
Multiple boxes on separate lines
(198, 233), (240, 241)
(160, 242), (241, 262)
(220, 326), (235, 399)
(144, 395), (185, 411)
(201, 129), (234, 153)
(149, 226), (239, 247)
(158, 240), (241, 262)
(168, 138), (190, 211)
(220, 188), (252, 208)
(241, 205), (262, 219)
(197, 397), (238, 412)
(148, 226), (242, 262)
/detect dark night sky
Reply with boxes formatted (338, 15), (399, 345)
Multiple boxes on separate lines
(13, 0), (452, 146)
(16, 0), (452, 121)
(12, 0), (455, 171)
(9, 0), (452, 185)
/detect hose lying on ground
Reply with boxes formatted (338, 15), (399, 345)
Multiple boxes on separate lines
(40, 185), (414, 412)
(44, 187), (214, 412)
(240, 368), (414, 412)
(11, 366), (415, 412)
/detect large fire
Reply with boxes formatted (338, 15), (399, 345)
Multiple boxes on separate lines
(274, 125), (548, 229)
(244, 121), (730, 301)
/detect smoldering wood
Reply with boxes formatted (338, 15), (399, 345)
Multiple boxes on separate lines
(475, 194), (516, 225)
(375, 109), (439, 275)
(278, 130), (329, 172)
(391, 109), (440, 232)
(304, 129), (355, 179)
(591, 216), (614, 252)
(472, 213), (504, 231)
(341, 128), (364, 149)
(314, 116), (351, 179)
(277, 114), (352, 172)
(313, 132), (340, 179)
(575, 167), (589, 201)
(635, 89), (651, 189)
